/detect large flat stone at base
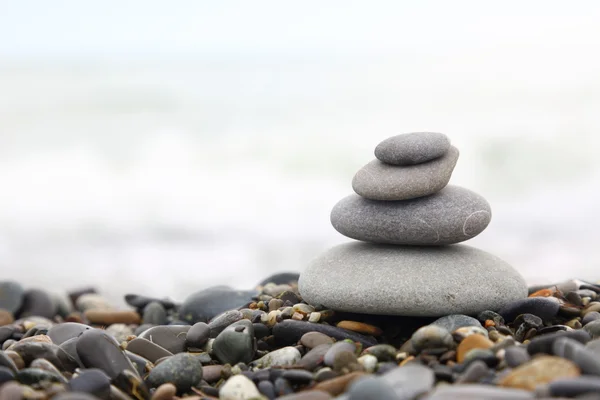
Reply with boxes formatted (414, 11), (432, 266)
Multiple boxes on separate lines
(298, 242), (527, 317)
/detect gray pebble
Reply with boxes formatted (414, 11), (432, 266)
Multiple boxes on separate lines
(374, 132), (451, 165)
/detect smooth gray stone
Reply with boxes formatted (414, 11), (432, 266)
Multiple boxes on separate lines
(381, 364), (435, 399)
(76, 329), (139, 380)
(138, 325), (190, 354)
(431, 314), (482, 332)
(553, 337), (600, 375)
(584, 319), (600, 338)
(18, 289), (55, 319)
(498, 297), (560, 322)
(186, 322), (211, 349)
(299, 242), (527, 317)
(353, 146), (459, 201)
(0, 281), (24, 314)
(411, 325), (454, 351)
(544, 376), (600, 397)
(330, 186), (491, 245)
(504, 346), (531, 368)
(212, 319), (255, 365)
(126, 337), (173, 363)
(423, 384), (534, 399)
(142, 301), (167, 325)
(374, 132), (451, 165)
(323, 341), (357, 366)
(47, 322), (92, 345)
(146, 353), (203, 395)
(208, 310), (243, 337)
(179, 286), (258, 324)
(347, 376), (398, 400)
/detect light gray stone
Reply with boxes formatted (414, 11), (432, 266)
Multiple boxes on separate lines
(298, 242), (527, 317)
(423, 384), (534, 399)
(353, 146), (459, 201)
(331, 185), (491, 245)
(374, 132), (451, 165)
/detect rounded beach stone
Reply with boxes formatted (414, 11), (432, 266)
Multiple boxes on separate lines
(179, 286), (258, 324)
(331, 186), (491, 245)
(219, 374), (261, 400)
(212, 320), (255, 365)
(299, 242), (527, 316)
(0, 281), (24, 314)
(146, 353), (203, 394)
(374, 132), (451, 165)
(499, 355), (580, 391)
(498, 297), (560, 322)
(353, 146), (459, 201)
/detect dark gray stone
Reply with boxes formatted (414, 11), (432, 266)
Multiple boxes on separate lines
(18, 289), (55, 319)
(68, 368), (111, 400)
(186, 322), (210, 349)
(123, 294), (177, 310)
(0, 366), (14, 385)
(9, 341), (65, 370)
(527, 330), (591, 355)
(545, 376), (600, 397)
(374, 132), (451, 166)
(353, 146), (459, 201)
(411, 325), (454, 351)
(208, 310), (243, 337)
(142, 301), (167, 325)
(272, 319), (377, 347)
(584, 319), (600, 338)
(553, 337), (600, 375)
(299, 242), (527, 317)
(212, 319), (255, 365)
(431, 314), (482, 332)
(297, 343), (332, 371)
(504, 346), (531, 368)
(583, 311), (600, 326)
(16, 368), (64, 385)
(76, 329), (138, 380)
(126, 337), (173, 363)
(138, 325), (190, 354)
(331, 186), (491, 245)
(256, 273), (300, 287)
(0, 281), (24, 314)
(498, 297), (560, 322)
(146, 353), (203, 394)
(179, 286), (258, 324)
(47, 322), (93, 345)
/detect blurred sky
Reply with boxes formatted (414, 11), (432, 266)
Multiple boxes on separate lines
(1, 1), (600, 300)
(1, 1), (600, 59)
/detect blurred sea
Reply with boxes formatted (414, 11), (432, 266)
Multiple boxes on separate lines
(1, 56), (599, 303)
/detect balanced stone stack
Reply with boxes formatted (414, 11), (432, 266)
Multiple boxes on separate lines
(299, 132), (528, 316)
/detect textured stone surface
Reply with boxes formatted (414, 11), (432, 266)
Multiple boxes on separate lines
(298, 242), (527, 316)
(352, 146), (459, 201)
(331, 186), (491, 245)
(374, 132), (451, 165)
(499, 356), (580, 390)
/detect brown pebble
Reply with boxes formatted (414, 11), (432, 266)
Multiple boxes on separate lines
(84, 310), (141, 325)
(7, 334), (52, 350)
(336, 321), (382, 336)
(456, 334), (494, 363)
(292, 312), (305, 321)
(0, 309), (14, 326)
(276, 390), (333, 399)
(499, 355), (580, 390)
(151, 383), (177, 400)
(202, 365), (223, 383)
(4, 350), (25, 369)
(313, 371), (365, 396)
(300, 332), (334, 349)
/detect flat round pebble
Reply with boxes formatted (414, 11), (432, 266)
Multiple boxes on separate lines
(352, 146), (459, 201)
(68, 368), (111, 399)
(331, 186), (491, 245)
(432, 314), (482, 332)
(76, 329), (138, 380)
(179, 286), (258, 324)
(411, 325), (454, 351)
(374, 132), (451, 165)
(300, 332), (334, 349)
(126, 337), (173, 363)
(138, 325), (191, 354)
(300, 242), (527, 317)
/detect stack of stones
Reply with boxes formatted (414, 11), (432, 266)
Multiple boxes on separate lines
(299, 132), (528, 317)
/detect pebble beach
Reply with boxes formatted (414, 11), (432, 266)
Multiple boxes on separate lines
(2, 132), (600, 399)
